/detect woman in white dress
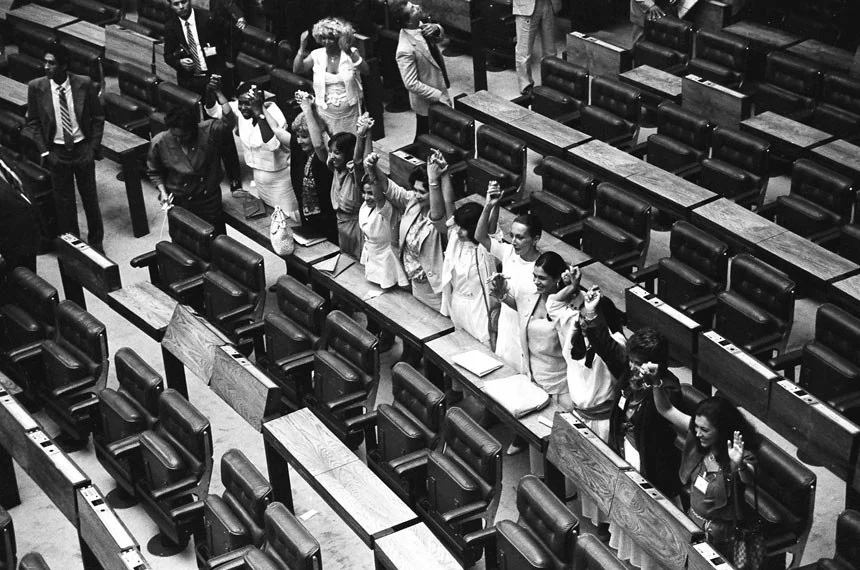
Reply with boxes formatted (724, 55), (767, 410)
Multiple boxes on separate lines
(293, 17), (368, 136)
(359, 152), (408, 289)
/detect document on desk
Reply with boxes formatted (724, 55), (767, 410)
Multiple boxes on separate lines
(318, 254), (355, 278)
(362, 288), (384, 301)
(482, 374), (550, 418)
(292, 225), (328, 247)
(453, 349), (504, 377)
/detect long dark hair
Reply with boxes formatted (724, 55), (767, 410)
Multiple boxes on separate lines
(454, 202), (482, 243)
(689, 396), (758, 467)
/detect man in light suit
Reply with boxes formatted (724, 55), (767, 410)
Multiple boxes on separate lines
(393, 0), (450, 140)
(513, 0), (561, 94)
(26, 43), (105, 252)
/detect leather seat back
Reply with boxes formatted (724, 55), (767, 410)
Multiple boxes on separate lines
(476, 125), (526, 178)
(218, 449), (272, 547)
(589, 77), (640, 124)
(274, 274), (327, 349)
(532, 57), (589, 119)
(799, 304), (860, 399)
(594, 183), (650, 240)
(269, 68), (312, 124)
(114, 347), (164, 425)
(262, 503), (321, 570)
(320, 310), (379, 389)
(574, 534), (627, 570)
(156, 82), (202, 113)
(833, 510), (860, 568)
(13, 23), (56, 59)
(754, 438), (815, 542)
(821, 74), (860, 116)
(118, 63), (161, 108)
(764, 52), (822, 100)
(517, 474), (579, 564)
(691, 29), (748, 84)
(50, 301), (107, 388)
(537, 157), (595, 215)
(168, 206), (215, 262)
(59, 39), (103, 85)
(711, 128), (769, 177)
(138, 0), (169, 36)
(659, 221), (728, 306)
(655, 102), (710, 151)
(434, 406), (502, 505)
(236, 26), (278, 82)
(635, 16), (693, 69)
(789, 159), (853, 222)
(0, 112), (25, 150)
(729, 254), (795, 326)
(427, 104), (475, 155)
(204, 235), (266, 327)
(155, 389), (212, 479)
(2, 267), (58, 348)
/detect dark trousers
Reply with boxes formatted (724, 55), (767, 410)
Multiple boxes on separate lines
(50, 142), (103, 246)
(415, 113), (429, 141)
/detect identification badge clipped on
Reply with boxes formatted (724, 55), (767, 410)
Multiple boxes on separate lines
(204, 45), (217, 57)
(694, 475), (709, 494)
(618, 394), (627, 412)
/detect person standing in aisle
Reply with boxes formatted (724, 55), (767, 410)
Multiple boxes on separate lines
(513, 0), (561, 95)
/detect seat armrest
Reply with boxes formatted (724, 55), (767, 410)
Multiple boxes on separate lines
(555, 109), (581, 127)
(276, 350), (315, 372)
(445, 162), (469, 176)
(604, 250), (642, 271)
(605, 132), (635, 148)
(767, 348), (802, 380)
(106, 434), (142, 459)
(169, 274), (205, 301)
(7, 342), (43, 364)
(552, 220), (585, 244)
(756, 201), (778, 220)
(51, 376), (96, 399)
(629, 263), (659, 291)
(680, 295), (717, 324)
(808, 227), (844, 247)
(172, 499), (205, 541)
(344, 410), (378, 453)
(674, 163), (701, 180)
(742, 331), (784, 360)
(234, 319), (265, 339)
(511, 92), (532, 107)
(130, 250), (157, 268)
(151, 475), (199, 501)
(204, 546), (255, 570)
(441, 501), (489, 525)
(215, 304), (254, 325)
(463, 525), (497, 549)
(500, 195), (530, 214)
(390, 449), (430, 478)
(829, 392), (860, 424)
(324, 390), (368, 412)
(629, 141), (648, 158)
(68, 393), (99, 415)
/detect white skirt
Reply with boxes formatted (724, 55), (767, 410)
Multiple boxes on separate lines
(362, 239), (408, 289)
(253, 166), (299, 220)
(451, 291), (489, 346)
(495, 303), (524, 371)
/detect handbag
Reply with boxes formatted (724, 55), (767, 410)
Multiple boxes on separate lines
(269, 206), (295, 256)
(732, 473), (766, 570)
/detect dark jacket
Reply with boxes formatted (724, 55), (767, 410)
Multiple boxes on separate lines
(163, 8), (226, 86)
(26, 74), (105, 157)
(0, 161), (38, 272)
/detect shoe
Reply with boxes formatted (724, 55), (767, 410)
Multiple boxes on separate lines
(597, 523), (611, 543)
(506, 440), (525, 456)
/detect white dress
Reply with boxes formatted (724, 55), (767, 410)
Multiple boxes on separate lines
(489, 238), (535, 372)
(360, 200), (408, 289)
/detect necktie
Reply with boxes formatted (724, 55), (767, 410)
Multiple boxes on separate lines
(185, 21), (203, 73)
(57, 85), (75, 150)
(425, 36), (450, 89)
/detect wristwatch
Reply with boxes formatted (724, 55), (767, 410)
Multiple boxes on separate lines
(258, 114), (266, 121)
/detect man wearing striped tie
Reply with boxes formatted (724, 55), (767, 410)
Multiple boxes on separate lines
(26, 43), (105, 253)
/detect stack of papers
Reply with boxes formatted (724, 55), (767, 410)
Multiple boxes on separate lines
(453, 350), (503, 377)
(292, 225), (327, 247)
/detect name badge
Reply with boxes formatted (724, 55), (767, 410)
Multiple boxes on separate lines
(694, 474), (709, 494)
(204, 45), (217, 57)
(618, 394), (627, 412)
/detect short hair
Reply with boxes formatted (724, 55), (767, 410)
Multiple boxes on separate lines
(312, 17), (354, 45)
(291, 112), (309, 136)
(45, 42), (70, 67)
(328, 131), (356, 159)
(165, 107), (199, 133)
(389, 0), (413, 28)
(454, 202), (482, 243)
(408, 166), (429, 190)
(627, 327), (669, 371)
(512, 213), (542, 238)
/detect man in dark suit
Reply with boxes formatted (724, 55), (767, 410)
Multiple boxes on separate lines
(164, 0), (244, 193)
(26, 43), (105, 252)
(0, 157), (38, 272)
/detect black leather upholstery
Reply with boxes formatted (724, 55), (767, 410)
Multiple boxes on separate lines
(466, 125), (527, 196)
(715, 254), (795, 358)
(235, 26), (278, 84)
(531, 157), (595, 238)
(269, 69), (312, 125)
(415, 104), (475, 164)
(151, 82), (202, 135)
(0, 267), (58, 354)
(496, 475), (579, 570)
(103, 64), (161, 137)
(809, 510), (860, 570)
(807, 74), (860, 139)
(0, 112), (25, 151)
(0, 506), (13, 570)
(69, 0), (121, 25)
(255, 503), (320, 570)
(775, 159), (853, 239)
(579, 77), (640, 148)
(647, 102), (711, 174)
(18, 553), (51, 570)
(581, 183), (651, 276)
(573, 534), (627, 570)
(532, 57), (589, 120)
(59, 38), (103, 87)
(757, 53), (822, 117)
(8, 24), (55, 83)
(138, 0), (170, 37)
(687, 29), (749, 88)
(633, 16), (693, 72)
(797, 304), (860, 402)
(699, 127), (770, 208)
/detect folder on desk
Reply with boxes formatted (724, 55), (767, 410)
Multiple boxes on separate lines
(482, 374), (550, 418)
(292, 225), (328, 247)
(453, 350), (504, 377)
(318, 254), (355, 278)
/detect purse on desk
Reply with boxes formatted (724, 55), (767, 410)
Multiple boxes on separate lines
(481, 374), (550, 418)
(269, 205), (295, 256)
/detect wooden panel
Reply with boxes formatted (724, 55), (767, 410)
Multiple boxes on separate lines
(625, 287), (701, 367)
(315, 461), (418, 546)
(627, 164), (717, 219)
(0, 0), (14, 20)
(102, 122), (148, 157)
(25, 429), (90, 523)
(579, 262), (634, 313)
(688, 541), (738, 570)
(59, 20), (105, 51)
(374, 523), (461, 570)
(366, 289), (455, 345)
(755, 231), (860, 288)
(696, 330), (777, 418)
(682, 75), (751, 129)
(609, 470), (701, 570)
(567, 140), (648, 180)
(788, 40), (854, 74)
(106, 281), (177, 341)
(768, 379), (860, 482)
(55, 233), (122, 296)
(211, 345), (281, 431)
(6, 4), (77, 30)
(455, 90), (533, 125)
(506, 112), (592, 157)
(0, 372), (21, 396)
(389, 149), (424, 189)
(691, 198), (786, 252)
(77, 486), (151, 569)
(263, 409), (357, 477)
(0, 75), (27, 114)
(741, 111), (833, 152)
(566, 32), (633, 78)
(105, 24), (157, 71)
(723, 21), (803, 51)
(620, 65), (683, 101)
(812, 139), (860, 184)
(546, 412), (630, 514)
(161, 304), (231, 384)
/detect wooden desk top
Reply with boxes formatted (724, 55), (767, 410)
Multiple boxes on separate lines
(788, 39), (854, 74)
(366, 288), (455, 345)
(456, 90), (533, 124)
(579, 262), (634, 313)
(311, 254), (381, 303)
(627, 164), (717, 214)
(723, 22), (803, 50)
(315, 461), (418, 546)
(263, 408), (357, 477)
(507, 112), (592, 153)
(692, 198), (787, 248)
(812, 139), (860, 178)
(160, 303), (231, 384)
(829, 273), (860, 314)
(106, 281), (177, 341)
(211, 345), (280, 431)
(620, 65), (683, 99)
(756, 230), (860, 284)
(59, 20), (106, 49)
(102, 122), (149, 155)
(374, 523), (462, 570)
(741, 111), (833, 150)
(567, 140), (649, 179)
(7, 4), (77, 28)
(0, 75), (27, 109)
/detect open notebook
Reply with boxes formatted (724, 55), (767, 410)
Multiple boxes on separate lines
(452, 350), (504, 377)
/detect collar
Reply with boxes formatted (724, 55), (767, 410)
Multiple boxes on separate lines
(403, 27), (424, 40)
(51, 76), (71, 92)
(181, 9), (196, 27)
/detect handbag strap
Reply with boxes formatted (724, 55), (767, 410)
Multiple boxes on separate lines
(731, 464), (759, 527)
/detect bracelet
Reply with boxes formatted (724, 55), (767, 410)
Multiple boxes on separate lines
(352, 56), (363, 66)
(429, 182), (440, 188)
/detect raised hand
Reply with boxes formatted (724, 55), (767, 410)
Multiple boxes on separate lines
(728, 430), (745, 469)
(364, 152), (379, 171)
(487, 272), (510, 299)
(295, 91), (314, 110)
(583, 285), (601, 313)
(299, 30), (309, 49)
(426, 149), (447, 181)
(562, 265), (582, 288)
(485, 180), (502, 207)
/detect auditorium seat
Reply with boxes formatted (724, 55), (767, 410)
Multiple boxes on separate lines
(0, 154), (58, 248)
(0, 507), (13, 570)
(130, 206), (215, 309)
(93, 348), (164, 508)
(698, 127), (770, 209)
(269, 66), (312, 126)
(686, 29), (750, 89)
(759, 159), (854, 244)
(797, 510), (860, 570)
(632, 16), (693, 74)
(574, 534), (628, 570)
(466, 125), (527, 198)
(413, 104), (475, 165)
(7, 25), (56, 84)
(0, 267), (58, 356)
(0, 113), (25, 150)
(235, 26), (279, 87)
(364, 362), (445, 503)
(150, 82), (203, 136)
(17, 553), (50, 570)
(711, 254), (795, 360)
(196, 449), (273, 569)
(756, 53), (823, 117)
(403, 407), (502, 567)
(137, 0), (170, 37)
(103, 64), (162, 138)
(213, 503), (321, 570)
(59, 38), (103, 89)
(579, 76), (641, 150)
(769, 303), (860, 423)
(493, 474), (579, 570)
(580, 183), (651, 277)
(307, 310), (379, 450)
(639, 102), (711, 176)
(136, 389), (212, 555)
(531, 156), (596, 242)
(35, 301), (107, 449)
(531, 57), (589, 124)
(69, 0), (121, 25)
(801, 74), (860, 139)
(632, 221), (728, 325)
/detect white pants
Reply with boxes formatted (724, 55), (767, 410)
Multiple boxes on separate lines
(515, 0), (558, 92)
